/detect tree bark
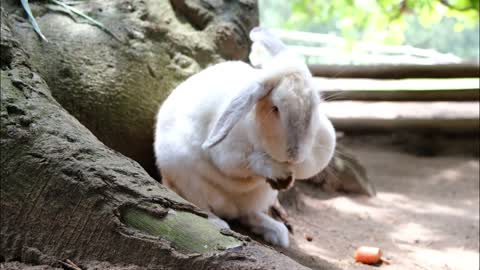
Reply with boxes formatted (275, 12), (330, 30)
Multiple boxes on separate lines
(4, 0), (258, 178)
(0, 9), (315, 270)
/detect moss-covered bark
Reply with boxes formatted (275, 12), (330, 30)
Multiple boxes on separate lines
(0, 9), (311, 270)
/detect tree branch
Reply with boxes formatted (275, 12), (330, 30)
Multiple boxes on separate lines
(438, 0), (477, 12)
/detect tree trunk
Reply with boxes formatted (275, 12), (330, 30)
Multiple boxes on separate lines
(4, 0), (258, 178)
(0, 9), (314, 270)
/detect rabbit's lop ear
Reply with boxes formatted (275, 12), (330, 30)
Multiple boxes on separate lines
(249, 27), (287, 57)
(202, 81), (270, 149)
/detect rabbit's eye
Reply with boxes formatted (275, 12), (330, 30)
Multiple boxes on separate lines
(271, 106), (279, 114)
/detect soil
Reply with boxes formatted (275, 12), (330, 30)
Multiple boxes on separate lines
(272, 135), (480, 270)
(2, 135), (478, 270)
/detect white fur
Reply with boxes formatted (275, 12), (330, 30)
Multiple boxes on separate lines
(154, 27), (336, 247)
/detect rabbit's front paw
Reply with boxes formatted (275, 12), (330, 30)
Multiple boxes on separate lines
(263, 221), (289, 248)
(241, 212), (290, 248)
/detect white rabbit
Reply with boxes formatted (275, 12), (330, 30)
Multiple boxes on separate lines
(154, 27), (336, 247)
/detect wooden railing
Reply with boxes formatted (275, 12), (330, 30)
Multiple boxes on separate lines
(272, 29), (466, 65)
(309, 63), (480, 79)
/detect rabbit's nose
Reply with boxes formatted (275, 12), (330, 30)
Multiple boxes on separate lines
(287, 147), (305, 164)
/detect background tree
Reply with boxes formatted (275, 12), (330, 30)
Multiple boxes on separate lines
(260, 0), (480, 62)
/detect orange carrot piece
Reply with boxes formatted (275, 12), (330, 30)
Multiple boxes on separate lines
(354, 246), (382, 265)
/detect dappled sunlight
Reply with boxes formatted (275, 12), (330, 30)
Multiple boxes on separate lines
(430, 160), (480, 184)
(377, 192), (475, 219)
(437, 168), (463, 181)
(403, 245), (480, 270)
(305, 189), (476, 223)
(386, 222), (479, 269)
(316, 196), (389, 217)
(281, 141), (479, 270)
(390, 222), (440, 244)
(460, 198), (480, 208)
(296, 241), (339, 263)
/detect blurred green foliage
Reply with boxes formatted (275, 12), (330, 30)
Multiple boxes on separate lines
(259, 0), (479, 61)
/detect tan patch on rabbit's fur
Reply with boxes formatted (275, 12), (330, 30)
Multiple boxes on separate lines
(255, 93), (287, 162)
(255, 73), (314, 163)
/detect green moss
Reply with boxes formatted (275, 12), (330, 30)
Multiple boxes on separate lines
(122, 208), (243, 254)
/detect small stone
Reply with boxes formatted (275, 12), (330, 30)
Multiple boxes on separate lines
(304, 233), (313, 242)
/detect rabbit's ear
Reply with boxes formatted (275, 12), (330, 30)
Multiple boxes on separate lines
(249, 27), (287, 57)
(202, 81), (270, 149)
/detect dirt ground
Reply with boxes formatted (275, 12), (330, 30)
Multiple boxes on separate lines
(1, 135), (478, 270)
(272, 135), (480, 270)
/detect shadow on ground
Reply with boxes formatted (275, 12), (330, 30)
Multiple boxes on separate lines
(253, 136), (480, 270)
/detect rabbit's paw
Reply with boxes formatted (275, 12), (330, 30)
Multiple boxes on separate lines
(262, 221), (289, 248)
(241, 211), (289, 248)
